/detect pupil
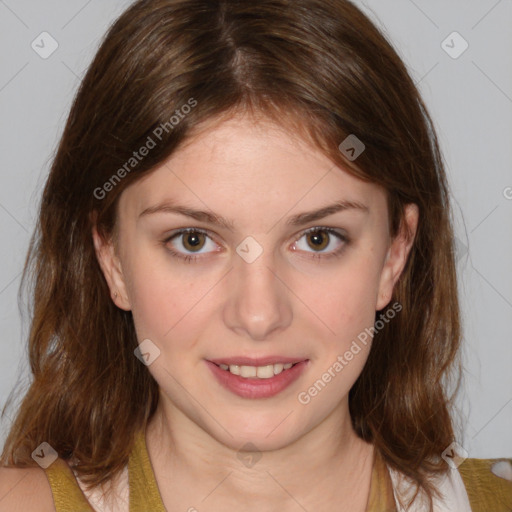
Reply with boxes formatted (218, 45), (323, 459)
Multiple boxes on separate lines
(188, 234), (200, 246)
(185, 232), (203, 250)
(309, 231), (327, 249)
(311, 233), (323, 245)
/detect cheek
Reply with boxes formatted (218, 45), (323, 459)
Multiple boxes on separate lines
(299, 269), (379, 402)
(125, 250), (214, 345)
(304, 259), (380, 342)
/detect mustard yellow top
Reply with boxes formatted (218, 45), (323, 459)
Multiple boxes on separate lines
(44, 429), (166, 512)
(43, 430), (512, 511)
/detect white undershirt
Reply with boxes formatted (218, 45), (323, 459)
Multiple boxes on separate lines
(388, 465), (473, 512)
(74, 465), (130, 512)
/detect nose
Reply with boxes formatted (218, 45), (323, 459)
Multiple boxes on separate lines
(223, 246), (293, 341)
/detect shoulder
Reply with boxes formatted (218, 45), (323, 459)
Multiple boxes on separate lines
(0, 465), (55, 512)
(457, 457), (512, 511)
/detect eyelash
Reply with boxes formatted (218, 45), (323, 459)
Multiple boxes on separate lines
(161, 227), (350, 263)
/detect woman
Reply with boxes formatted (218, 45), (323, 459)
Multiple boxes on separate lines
(1, 0), (510, 510)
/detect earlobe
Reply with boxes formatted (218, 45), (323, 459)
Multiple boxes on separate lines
(91, 224), (132, 311)
(376, 203), (419, 311)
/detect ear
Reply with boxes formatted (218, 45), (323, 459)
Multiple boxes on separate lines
(91, 222), (132, 311)
(376, 203), (419, 311)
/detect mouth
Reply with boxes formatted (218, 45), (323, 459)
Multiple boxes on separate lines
(205, 358), (309, 399)
(211, 361), (301, 379)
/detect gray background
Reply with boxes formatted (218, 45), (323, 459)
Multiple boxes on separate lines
(0, 0), (511, 458)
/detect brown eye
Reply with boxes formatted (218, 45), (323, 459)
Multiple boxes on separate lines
(181, 231), (206, 252)
(164, 228), (220, 263)
(293, 227), (349, 260)
(305, 230), (330, 251)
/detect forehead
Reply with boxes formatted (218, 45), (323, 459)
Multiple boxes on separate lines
(118, 115), (386, 223)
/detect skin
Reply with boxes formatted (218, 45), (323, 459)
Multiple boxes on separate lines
(93, 112), (418, 511)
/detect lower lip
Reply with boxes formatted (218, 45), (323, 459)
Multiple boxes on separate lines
(206, 360), (309, 399)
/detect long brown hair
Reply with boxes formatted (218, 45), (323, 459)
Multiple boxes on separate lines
(1, 0), (462, 509)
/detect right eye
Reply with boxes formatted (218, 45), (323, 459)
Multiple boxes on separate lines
(163, 228), (220, 262)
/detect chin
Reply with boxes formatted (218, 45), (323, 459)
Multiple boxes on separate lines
(210, 417), (302, 453)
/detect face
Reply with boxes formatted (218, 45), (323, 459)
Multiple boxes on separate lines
(93, 113), (418, 451)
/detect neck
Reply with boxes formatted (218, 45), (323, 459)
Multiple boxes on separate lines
(145, 397), (375, 511)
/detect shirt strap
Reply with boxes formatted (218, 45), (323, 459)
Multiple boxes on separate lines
(128, 428), (167, 511)
(366, 448), (398, 511)
(43, 457), (96, 512)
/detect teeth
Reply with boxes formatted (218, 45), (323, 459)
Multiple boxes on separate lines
(218, 362), (297, 378)
(256, 365), (273, 378)
(240, 365), (257, 378)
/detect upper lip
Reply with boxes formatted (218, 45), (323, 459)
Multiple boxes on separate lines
(208, 356), (308, 366)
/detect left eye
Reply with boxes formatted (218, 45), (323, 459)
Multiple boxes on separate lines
(292, 227), (348, 257)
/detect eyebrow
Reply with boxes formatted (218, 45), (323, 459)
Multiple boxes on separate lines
(138, 199), (369, 230)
